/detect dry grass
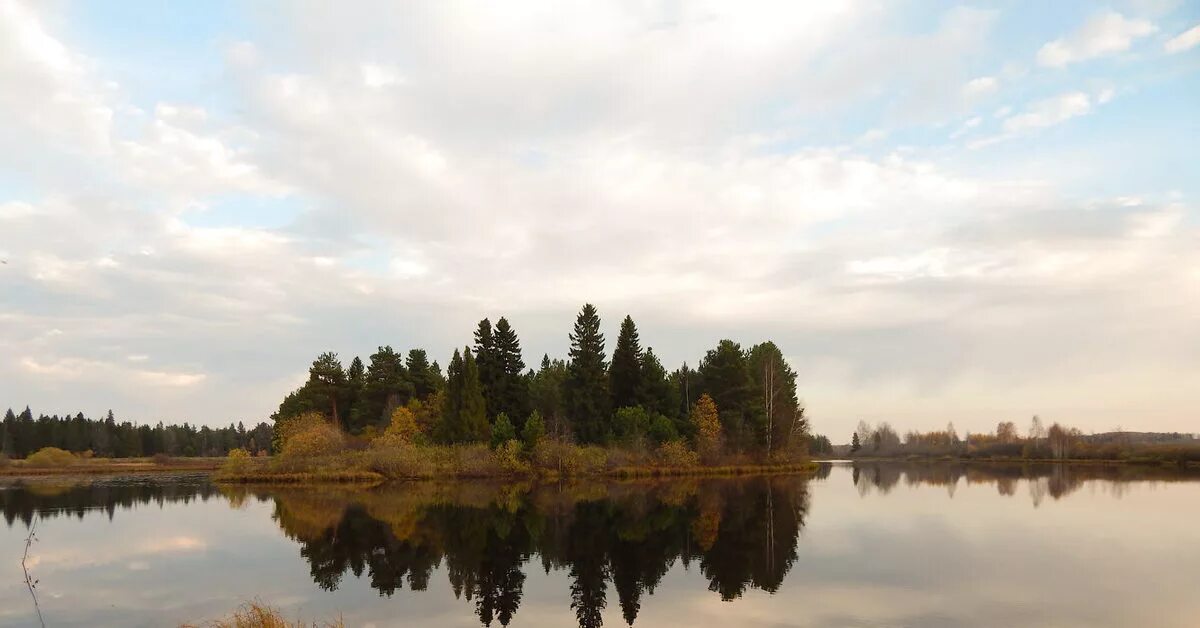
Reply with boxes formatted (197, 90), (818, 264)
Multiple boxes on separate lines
(181, 601), (343, 628)
(0, 456), (223, 477)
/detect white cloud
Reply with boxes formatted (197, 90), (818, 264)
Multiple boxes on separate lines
(962, 76), (998, 98)
(1164, 23), (1200, 53)
(1003, 92), (1093, 132)
(1, 1), (1197, 437)
(1037, 11), (1157, 67)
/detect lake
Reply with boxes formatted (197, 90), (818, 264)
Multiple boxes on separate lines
(2, 462), (1199, 627)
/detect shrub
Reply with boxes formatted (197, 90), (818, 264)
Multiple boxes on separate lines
(385, 407), (420, 443)
(273, 412), (329, 452)
(151, 453), (171, 465)
(531, 440), (608, 476)
(365, 441), (447, 479)
(613, 406), (652, 442)
(491, 413), (516, 449)
(656, 440), (699, 467)
(647, 414), (678, 444)
(222, 448), (253, 474)
(280, 422), (345, 459)
(181, 601), (344, 628)
(493, 439), (529, 474)
(25, 447), (77, 467)
(456, 443), (503, 477)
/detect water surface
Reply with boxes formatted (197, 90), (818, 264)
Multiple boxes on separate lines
(2, 463), (1198, 627)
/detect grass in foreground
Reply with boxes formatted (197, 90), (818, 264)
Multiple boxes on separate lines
(181, 602), (342, 628)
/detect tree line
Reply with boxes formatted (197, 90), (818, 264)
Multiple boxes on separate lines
(847, 416), (1200, 463)
(0, 407), (273, 459)
(275, 303), (824, 459)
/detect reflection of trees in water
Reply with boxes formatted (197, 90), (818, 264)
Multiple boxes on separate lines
(0, 477), (224, 527)
(848, 461), (1200, 507)
(246, 477), (811, 627)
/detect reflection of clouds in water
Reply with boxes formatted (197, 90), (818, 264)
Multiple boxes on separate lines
(24, 534), (208, 570)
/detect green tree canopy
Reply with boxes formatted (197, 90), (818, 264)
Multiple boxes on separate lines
(565, 304), (610, 444)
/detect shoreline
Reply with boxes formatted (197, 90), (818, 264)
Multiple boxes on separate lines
(816, 456), (1200, 467)
(211, 460), (821, 484)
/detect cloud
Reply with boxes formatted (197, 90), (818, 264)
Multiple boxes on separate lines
(1037, 11), (1157, 67)
(1002, 92), (1093, 132)
(962, 76), (998, 98)
(0, 1), (1197, 437)
(1164, 23), (1200, 53)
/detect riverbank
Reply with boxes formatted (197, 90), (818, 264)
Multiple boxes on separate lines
(820, 455), (1200, 467)
(0, 456), (223, 478)
(212, 445), (818, 484)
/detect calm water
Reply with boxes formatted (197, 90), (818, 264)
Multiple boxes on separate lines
(2, 463), (1199, 627)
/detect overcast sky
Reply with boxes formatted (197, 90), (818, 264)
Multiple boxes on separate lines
(1, 0), (1198, 438)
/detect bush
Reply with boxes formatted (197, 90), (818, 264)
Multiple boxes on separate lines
(25, 447), (78, 467)
(656, 440), (699, 467)
(385, 407), (420, 443)
(273, 412), (329, 452)
(531, 440), (608, 476)
(456, 443), (503, 477)
(280, 422), (345, 459)
(366, 441), (447, 478)
(648, 415), (678, 444)
(493, 439), (529, 474)
(151, 453), (171, 465)
(222, 448), (253, 474)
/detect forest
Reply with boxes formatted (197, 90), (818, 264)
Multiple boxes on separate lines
(263, 303), (826, 476)
(847, 418), (1200, 464)
(0, 407), (271, 460)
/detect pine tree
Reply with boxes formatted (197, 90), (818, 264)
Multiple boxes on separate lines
(439, 348), (489, 443)
(491, 413), (516, 448)
(636, 347), (674, 418)
(492, 317), (530, 430)
(747, 341), (799, 456)
(531, 355), (569, 438)
(851, 432), (861, 452)
(352, 346), (413, 432)
(609, 315), (643, 411)
(698, 340), (759, 452)
(307, 352), (350, 429)
(565, 304), (610, 444)
(474, 318), (500, 418)
(406, 349), (440, 399)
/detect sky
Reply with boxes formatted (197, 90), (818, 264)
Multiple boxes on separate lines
(1, 0), (1198, 439)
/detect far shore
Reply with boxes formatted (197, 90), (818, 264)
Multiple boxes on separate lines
(0, 456), (223, 478)
(815, 455), (1200, 467)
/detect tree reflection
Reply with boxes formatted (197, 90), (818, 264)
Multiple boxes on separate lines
(242, 477), (811, 627)
(848, 461), (1200, 506)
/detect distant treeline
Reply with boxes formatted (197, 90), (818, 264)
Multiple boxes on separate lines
(847, 417), (1200, 464)
(274, 303), (828, 458)
(0, 407), (273, 459)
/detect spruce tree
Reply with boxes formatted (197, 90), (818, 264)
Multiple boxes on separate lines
(439, 348), (489, 443)
(565, 303), (610, 444)
(352, 346), (413, 432)
(474, 318), (500, 418)
(609, 315), (643, 411)
(636, 347), (675, 418)
(492, 317), (531, 430)
(406, 349), (440, 399)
